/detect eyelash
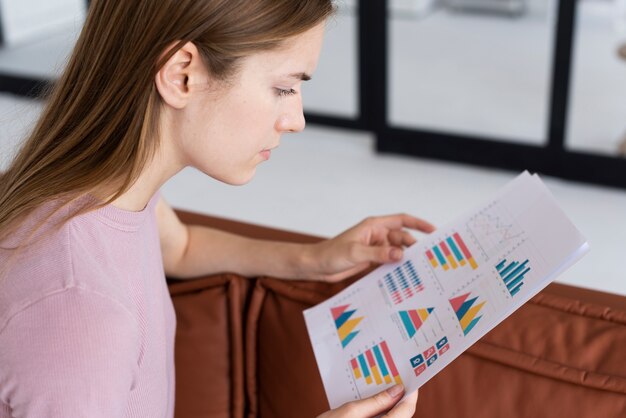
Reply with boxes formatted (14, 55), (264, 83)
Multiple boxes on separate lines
(276, 88), (297, 97)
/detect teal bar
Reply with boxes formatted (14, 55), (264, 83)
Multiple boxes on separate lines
(500, 261), (518, 277)
(373, 345), (390, 378)
(358, 353), (370, 378)
(432, 246), (446, 267)
(496, 259), (507, 270)
(507, 268), (530, 290)
(503, 260), (529, 284)
(399, 311), (416, 337)
(335, 310), (356, 329)
(463, 315), (482, 335)
(446, 237), (464, 262)
(456, 297), (478, 321)
(510, 283), (523, 296)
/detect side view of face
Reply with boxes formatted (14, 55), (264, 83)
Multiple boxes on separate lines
(156, 22), (326, 186)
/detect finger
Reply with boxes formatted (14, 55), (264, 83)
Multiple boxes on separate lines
(387, 230), (406, 247)
(367, 214), (436, 234)
(383, 390), (418, 418)
(347, 384), (405, 417)
(350, 243), (404, 265)
(388, 230), (417, 248)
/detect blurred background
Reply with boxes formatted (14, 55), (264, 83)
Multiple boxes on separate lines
(0, 0), (625, 296)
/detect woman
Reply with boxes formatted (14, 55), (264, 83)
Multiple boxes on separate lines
(0, 1), (431, 417)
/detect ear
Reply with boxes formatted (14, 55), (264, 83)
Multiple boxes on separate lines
(155, 41), (206, 109)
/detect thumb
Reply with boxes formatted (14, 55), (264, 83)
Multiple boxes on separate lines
(344, 384), (405, 417)
(352, 243), (403, 265)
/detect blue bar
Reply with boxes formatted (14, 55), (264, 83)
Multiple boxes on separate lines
(500, 261), (518, 277)
(358, 354), (370, 378)
(503, 260), (529, 284)
(456, 297), (478, 321)
(432, 246), (446, 267)
(405, 264), (421, 288)
(395, 268), (409, 290)
(446, 237), (464, 262)
(463, 315), (482, 335)
(410, 354), (424, 367)
(510, 283), (523, 296)
(399, 311), (416, 337)
(385, 274), (397, 292)
(436, 336), (449, 349)
(342, 332), (359, 348)
(335, 310), (356, 329)
(496, 259), (507, 270)
(507, 268), (530, 291)
(373, 345), (390, 378)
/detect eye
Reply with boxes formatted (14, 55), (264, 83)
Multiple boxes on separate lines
(276, 88), (297, 97)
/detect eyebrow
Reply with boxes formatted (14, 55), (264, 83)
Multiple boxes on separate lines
(289, 72), (312, 81)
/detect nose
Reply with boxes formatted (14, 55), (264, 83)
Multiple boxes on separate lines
(276, 99), (306, 133)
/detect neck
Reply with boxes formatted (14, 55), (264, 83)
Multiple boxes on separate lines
(102, 139), (183, 212)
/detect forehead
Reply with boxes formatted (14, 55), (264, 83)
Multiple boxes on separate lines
(240, 22), (326, 76)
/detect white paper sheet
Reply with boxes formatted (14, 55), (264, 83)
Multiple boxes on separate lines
(304, 171), (589, 408)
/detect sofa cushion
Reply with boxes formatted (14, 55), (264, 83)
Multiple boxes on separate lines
(168, 274), (248, 418)
(246, 278), (626, 418)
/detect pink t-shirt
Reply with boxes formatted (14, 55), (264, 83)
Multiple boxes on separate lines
(0, 191), (176, 417)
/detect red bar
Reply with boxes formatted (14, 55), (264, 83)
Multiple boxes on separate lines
(453, 233), (472, 259)
(408, 310), (423, 331)
(426, 249), (435, 261)
(351, 358), (358, 369)
(423, 346), (436, 359)
(414, 364), (426, 376)
(380, 341), (400, 377)
(440, 242), (452, 258)
(366, 349), (376, 368)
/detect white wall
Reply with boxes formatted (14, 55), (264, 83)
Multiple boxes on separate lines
(0, 0), (85, 46)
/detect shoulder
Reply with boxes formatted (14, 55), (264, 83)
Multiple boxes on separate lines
(0, 287), (142, 415)
(0, 213), (136, 331)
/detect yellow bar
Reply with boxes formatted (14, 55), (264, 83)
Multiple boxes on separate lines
(469, 258), (478, 270)
(338, 317), (363, 341)
(394, 375), (403, 385)
(384, 375), (392, 384)
(429, 258), (438, 268)
(442, 264), (449, 271)
(446, 255), (458, 269)
(460, 259), (467, 266)
(354, 368), (362, 379)
(418, 309), (430, 322)
(460, 301), (486, 330)
(372, 366), (383, 385)
(365, 376), (373, 385)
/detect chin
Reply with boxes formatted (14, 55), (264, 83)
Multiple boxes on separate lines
(212, 169), (257, 186)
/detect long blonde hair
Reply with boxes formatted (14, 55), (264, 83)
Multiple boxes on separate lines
(0, 0), (334, 243)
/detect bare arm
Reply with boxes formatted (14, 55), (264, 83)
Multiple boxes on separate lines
(156, 197), (310, 279)
(157, 197), (435, 281)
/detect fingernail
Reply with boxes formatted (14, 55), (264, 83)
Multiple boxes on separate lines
(390, 248), (402, 260)
(387, 384), (404, 398)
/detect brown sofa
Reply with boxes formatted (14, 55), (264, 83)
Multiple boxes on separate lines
(167, 209), (626, 418)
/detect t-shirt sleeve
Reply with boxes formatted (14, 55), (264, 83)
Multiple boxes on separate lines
(0, 288), (141, 417)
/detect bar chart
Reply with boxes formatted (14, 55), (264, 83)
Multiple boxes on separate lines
(332, 304), (363, 348)
(350, 341), (403, 386)
(496, 258), (530, 297)
(426, 233), (479, 272)
(449, 292), (486, 336)
(381, 260), (425, 305)
(398, 308), (434, 338)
